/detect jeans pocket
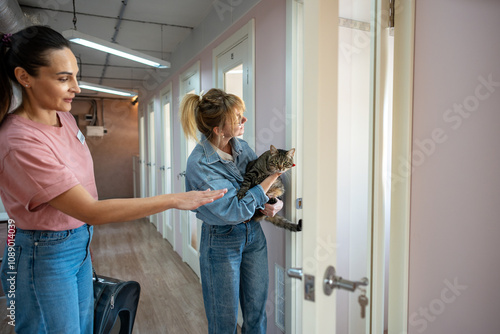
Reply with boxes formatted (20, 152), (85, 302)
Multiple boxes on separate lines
(37, 230), (71, 246)
(210, 225), (235, 237)
(1, 245), (21, 297)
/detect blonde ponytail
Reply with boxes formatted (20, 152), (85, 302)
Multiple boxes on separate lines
(179, 93), (200, 141)
(179, 88), (245, 143)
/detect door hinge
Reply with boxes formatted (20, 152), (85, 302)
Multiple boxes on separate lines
(389, 0), (395, 28)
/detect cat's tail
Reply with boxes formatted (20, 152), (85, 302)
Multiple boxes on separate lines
(264, 215), (302, 232)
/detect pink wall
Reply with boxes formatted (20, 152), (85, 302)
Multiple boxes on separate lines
(409, 1), (500, 333)
(146, 1), (287, 332)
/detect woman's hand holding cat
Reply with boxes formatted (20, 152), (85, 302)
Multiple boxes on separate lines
(259, 172), (283, 194)
(260, 199), (283, 217)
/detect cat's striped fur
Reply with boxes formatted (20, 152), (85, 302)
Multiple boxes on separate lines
(237, 145), (301, 232)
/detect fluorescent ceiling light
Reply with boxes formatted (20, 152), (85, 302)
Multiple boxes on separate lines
(78, 81), (137, 97)
(63, 29), (170, 69)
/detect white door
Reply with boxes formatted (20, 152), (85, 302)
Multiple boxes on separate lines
(159, 86), (175, 246)
(179, 62), (202, 277)
(147, 100), (157, 228)
(139, 114), (146, 198)
(213, 20), (255, 150)
(296, 0), (391, 332)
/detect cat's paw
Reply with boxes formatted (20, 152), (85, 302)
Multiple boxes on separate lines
(236, 192), (245, 200)
(267, 198), (278, 204)
(297, 219), (302, 232)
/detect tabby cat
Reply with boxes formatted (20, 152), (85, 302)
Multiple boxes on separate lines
(237, 145), (302, 232)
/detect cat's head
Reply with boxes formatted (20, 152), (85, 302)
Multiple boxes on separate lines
(269, 145), (296, 173)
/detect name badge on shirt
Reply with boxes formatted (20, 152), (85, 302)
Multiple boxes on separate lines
(77, 129), (85, 145)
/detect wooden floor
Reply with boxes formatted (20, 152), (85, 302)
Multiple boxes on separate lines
(0, 219), (212, 334)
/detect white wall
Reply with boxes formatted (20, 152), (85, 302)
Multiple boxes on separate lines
(408, 1), (500, 333)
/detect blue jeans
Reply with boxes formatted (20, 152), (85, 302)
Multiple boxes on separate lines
(1, 223), (93, 333)
(200, 220), (269, 334)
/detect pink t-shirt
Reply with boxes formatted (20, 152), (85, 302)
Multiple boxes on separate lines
(0, 111), (98, 231)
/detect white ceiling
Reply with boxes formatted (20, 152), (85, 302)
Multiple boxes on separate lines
(18, 0), (215, 96)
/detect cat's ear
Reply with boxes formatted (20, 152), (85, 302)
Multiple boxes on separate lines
(287, 148), (296, 158)
(270, 145), (278, 154)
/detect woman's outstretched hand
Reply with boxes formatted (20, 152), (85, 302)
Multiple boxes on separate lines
(174, 188), (228, 210)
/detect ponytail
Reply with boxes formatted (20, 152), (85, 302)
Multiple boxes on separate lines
(0, 33), (13, 124)
(0, 26), (70, 125)
(179, 88), (246, 143)
(179, 93), (201, 141)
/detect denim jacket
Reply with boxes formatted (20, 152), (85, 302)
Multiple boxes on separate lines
(185, 135), (269, 225)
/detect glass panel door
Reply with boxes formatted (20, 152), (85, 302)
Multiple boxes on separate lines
(224, 63), (244, 140)
(224, 64), (243, 97)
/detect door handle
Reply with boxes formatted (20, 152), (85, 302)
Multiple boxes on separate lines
(323, 265), (368, 295)
(287, 267), (315, 301)
(287, 267), (303, 280)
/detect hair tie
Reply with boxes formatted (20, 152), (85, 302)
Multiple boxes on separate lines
(199, 90), (205, 102)
(1, 33), (12, 47)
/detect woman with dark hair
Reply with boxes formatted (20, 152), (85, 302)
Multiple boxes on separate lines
(0, 26), (226, 333)
(179, 89), (283, 333)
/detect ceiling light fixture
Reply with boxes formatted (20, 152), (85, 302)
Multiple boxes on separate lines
(78, 81), (138, 97)
(63, 29), (170, 69)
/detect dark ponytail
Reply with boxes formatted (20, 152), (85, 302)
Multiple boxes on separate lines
(0, 26), (70, 124)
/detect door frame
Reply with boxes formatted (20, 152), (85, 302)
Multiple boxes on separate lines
(285, 0), (304, 333)
(179, 61), (202, 277)
(388, 1), (415, 333)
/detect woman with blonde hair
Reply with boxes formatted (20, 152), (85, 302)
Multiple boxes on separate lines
(0, 26), (226, 333)
(180, 88), (283, 333)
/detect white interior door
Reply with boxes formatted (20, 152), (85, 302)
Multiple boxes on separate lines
(213, 19), (255, 150)
(139, 114), (146, 198)
(159, 85), (175, 246)
(297, 0), (388, 332)
(179, 62), (201, 277)
(147, 100), (157, 228)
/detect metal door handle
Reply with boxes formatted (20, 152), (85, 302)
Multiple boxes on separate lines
(287, 267), (303, 280)
(323, 265), (368, 295)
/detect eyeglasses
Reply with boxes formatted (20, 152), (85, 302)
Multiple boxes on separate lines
(234, 114), (244, 127)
